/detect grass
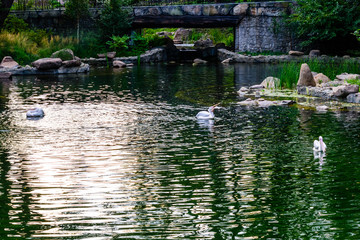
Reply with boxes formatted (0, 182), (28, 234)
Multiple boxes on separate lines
(274, 59), (360, 89)
(347, 79), (360, 86)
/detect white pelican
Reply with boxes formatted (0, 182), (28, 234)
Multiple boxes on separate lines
(313, 136), (326, 152)
(196, 104), (218, 120)
(26, 107), (45, 118)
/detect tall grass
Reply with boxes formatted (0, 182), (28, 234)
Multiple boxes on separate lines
(275, 59), (360, 89)
(0, 31), (38, 65)
(0, 31), (79, 65)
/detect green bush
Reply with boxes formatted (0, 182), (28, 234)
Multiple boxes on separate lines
(288, 0), (360, 50)
(130, 32), (148, 55)
(106, 35), (130, 55)
(146, 34), (170, 48)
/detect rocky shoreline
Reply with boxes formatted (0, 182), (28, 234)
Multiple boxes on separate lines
(0, 49), (90, 79)
(218, 49), (360, 64)
(237, 65), (360, 111)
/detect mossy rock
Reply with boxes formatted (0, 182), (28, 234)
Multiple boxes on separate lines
(50, 49), (74, 61)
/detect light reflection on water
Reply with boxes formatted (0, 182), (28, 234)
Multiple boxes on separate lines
(1, 64), (360, 239)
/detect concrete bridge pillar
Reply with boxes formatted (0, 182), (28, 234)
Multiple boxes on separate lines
(235, 2), (293, 53)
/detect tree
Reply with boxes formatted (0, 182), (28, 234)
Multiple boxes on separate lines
(288, 0), (360, 52)
(65, 0), (89, 41)
(0, 0), (15, 29)
(98, 0), (132, 41)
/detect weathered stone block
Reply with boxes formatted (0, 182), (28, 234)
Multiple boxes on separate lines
(231, 4), (248, 15)
(182, 5), (202, 16)
(161, 6), (182, 16)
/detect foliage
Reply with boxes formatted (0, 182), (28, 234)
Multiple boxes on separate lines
(0, 31), (38, 65)
(187, 28), (234, 47)
(98, 0), (132, 41)
(274, 59), (360, 89)
(106, 35), (129, 55)
(64, 0), (89, 19)
(355, 29), (360, 42)
(288, 0), (360, 48)
(72, 30), (106, 58)
(65, 0), (89, 40)
(146, 34), (170, 48)
(0, 31), (78, 65)
(130, 32), (148, 55)
(3, 15), (29, 33)
(347, 79), (360, 86)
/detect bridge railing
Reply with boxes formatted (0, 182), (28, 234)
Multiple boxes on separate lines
(11, 0), (283, 11)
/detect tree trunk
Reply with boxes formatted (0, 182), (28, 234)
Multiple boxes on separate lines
(0, 0), (14, 28)
(77, 17), (80, 41)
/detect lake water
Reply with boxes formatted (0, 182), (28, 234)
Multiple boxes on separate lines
(1, 63), (360, 239)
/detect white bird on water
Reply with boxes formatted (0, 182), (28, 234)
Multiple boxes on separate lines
(196, 104), (219, 120)
(26, 107), (45, 118)
(313, 136), (327, 152)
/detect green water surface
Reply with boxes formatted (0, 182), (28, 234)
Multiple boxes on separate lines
(0, 63), (360, 239)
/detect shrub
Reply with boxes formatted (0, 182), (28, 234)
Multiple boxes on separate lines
(3, 15), (29, 33)
(130, 32), (148, 55)
(106, 35), (129, 55)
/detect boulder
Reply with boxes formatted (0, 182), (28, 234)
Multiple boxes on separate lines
(309, 50), (320, 58)
(260, 76), (280, 89)
(107, 52), (116, 59)
(239, 87), (249, 92)
(1, 56), (19, 68)
(314, 73), (331, 86)
(333, 85), (359, 98)
(0, 72), (12, 79)
(97, 53), (106, 58)
(322, 80), (344, 87)
(289, 50), (304, 56)
(221, 58), (232, 64)
(113, 60), (126, 68)
(249, 85), (264, 90)
(193, 58), (207, 64)
(32, 58), (63, 70)
(347, 93), (360, 103)
(297, 63), (316, 87)
(336, 73), (360, 81)
(62, 59), (81, 68)
(194, 38), (214, 48)
(297, 86), (334, 100)
(215, 43), (226, 49)
(173, 28), (192, 43)
(51, 49), (74, 61)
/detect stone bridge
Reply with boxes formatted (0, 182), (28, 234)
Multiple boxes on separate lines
(11, 1), (295, 53)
